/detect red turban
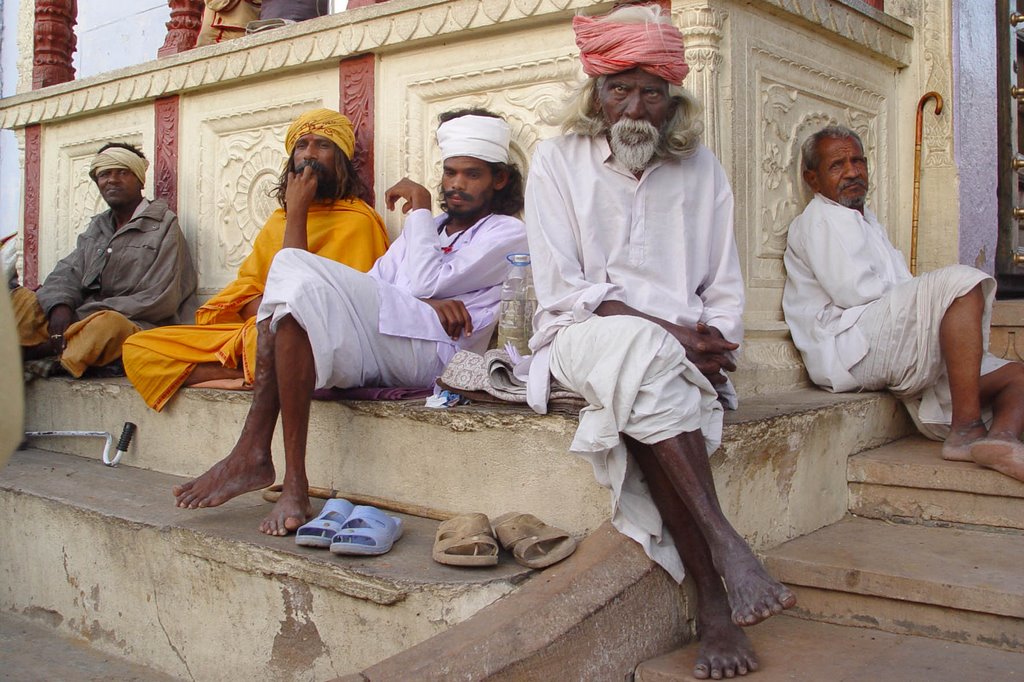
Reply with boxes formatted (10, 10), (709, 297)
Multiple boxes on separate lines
(572, 13), (689, 86)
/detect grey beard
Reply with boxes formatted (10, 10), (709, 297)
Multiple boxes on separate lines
(609, 118), (659, 173)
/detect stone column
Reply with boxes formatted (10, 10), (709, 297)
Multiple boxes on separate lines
(158, 0), (204, 58)
(340, 54), (376, 205)
(32, 0), (77, 90)
(675, 3), (725, 157)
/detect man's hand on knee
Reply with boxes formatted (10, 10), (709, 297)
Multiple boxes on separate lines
(668, 322), (738, 385)
(421, 298), (473, 340)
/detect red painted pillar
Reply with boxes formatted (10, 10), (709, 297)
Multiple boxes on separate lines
(154, 96), (180, 213)
(32, 0), (77, 89)
(158, 0), (204, 58)
(340, 54), (376, 205)
(22, 126), (41, 288)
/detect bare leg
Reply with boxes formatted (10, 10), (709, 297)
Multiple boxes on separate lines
(627, 436), (760, 680)
(183, 362), (245, 386)
(940, 285), (988, 459)
(647, 430), (796, 627)
(970, 362), (1024, 480)
(21, 342), (55, 361)
(173, 319), (279, 508)
(259, 314), (316, 536)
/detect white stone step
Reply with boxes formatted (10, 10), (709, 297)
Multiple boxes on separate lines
(761, 516), (1024, 651)
(23, 378), (914, 551)
(0, 448), (531, 681)
(635, 615), (1024, 681)
(848, 436), (1024, 530)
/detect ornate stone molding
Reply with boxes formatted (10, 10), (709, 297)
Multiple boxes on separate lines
(193, 100), (320, 284)
(753, 0), (911, 67)
(750, 46), (886, 286)
(919, 0), (952, 168)
(1, 0), (910, 130)
(32, 0), (77, 90)
(400, 56), (582, 190)
(675, 4), (726, 156)
(23, 125), (41, 287)
(158, 0), (204, 59)
(340, 54), (376, 204)
(155, 96), (180, 212)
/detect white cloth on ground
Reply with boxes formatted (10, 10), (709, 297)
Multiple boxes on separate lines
(846, 265), (1009, 439)
(259, 249), (444, 390)
(549, 315), (723, 583)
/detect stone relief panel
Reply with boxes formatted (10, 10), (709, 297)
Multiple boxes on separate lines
(379, 23), (583, 236)
(747, 45), (887, 290)
(38, 107), (151, 278)
(178, 69), (339, 291)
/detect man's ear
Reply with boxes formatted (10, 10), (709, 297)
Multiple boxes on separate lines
(492, 168), (509, 191)
(802, 168), (820, 194)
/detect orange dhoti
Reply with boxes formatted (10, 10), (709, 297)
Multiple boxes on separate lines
(123, 198), (390, 412)
(11, 286), (141, 377)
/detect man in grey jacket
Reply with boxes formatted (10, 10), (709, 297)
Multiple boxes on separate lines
(11, 142), (197, 377)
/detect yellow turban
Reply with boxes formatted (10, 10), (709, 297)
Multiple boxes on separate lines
(285, 108), (356, 160)
(89, 147), (149, 187)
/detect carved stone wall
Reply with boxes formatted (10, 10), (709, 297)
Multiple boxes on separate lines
(178, 69), (339, 292)
(37, 106), (152, 278)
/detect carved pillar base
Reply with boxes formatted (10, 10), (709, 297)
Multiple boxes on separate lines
(33, 0), (77, 89)
(158, 0), (204, 58)
(23, 126), (41, 288)
(340, 54), (376, 205)
(155, 96), (181, 212)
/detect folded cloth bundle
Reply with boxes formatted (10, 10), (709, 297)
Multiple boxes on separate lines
(439, 348), (582, 404)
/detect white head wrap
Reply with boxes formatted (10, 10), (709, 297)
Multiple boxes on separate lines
(89, 147), (149, 187)
(436, 115), (511, 164)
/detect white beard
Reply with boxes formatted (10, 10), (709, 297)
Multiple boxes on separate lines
(609, 118), (659, 173)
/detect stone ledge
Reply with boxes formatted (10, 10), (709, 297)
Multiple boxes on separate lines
(24, 378), (914, 550)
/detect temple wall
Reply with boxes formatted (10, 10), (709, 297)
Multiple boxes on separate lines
(0, 0), (940, 394)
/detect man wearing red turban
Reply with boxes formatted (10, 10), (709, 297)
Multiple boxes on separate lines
(523, 5), (795, 679)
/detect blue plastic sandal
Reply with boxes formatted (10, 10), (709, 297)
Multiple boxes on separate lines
(329, 505), (404, 556)
(295, 498), (355, 548)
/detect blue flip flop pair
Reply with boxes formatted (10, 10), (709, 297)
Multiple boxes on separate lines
(294, 498), (404, 556)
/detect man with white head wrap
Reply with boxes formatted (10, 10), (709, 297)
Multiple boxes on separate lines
(11, 141), (197, 377)
(172, 108), (528, 539)
(523, 6), (795, 678)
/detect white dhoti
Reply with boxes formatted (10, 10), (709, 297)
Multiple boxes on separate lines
(548, 315), (725, 583)
(845, 264), (1009, 439)
(258, 249), (445, 390)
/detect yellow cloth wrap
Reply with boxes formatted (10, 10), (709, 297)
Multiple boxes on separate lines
(89, 147), (150, 186)
(285, 108), (356, 160)
(12, 286), (139, 376)
(122, 198), (389, 411)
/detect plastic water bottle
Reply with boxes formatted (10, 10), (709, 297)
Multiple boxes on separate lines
(496, 253), (535, 356)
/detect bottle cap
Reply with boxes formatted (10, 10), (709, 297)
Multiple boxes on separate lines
(506, 253), (531, 266)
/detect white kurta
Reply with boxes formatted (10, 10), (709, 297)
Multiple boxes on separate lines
(259, 210), (527, 389)
(783, 194), (1006, 436)
(524, 134), (745, 582)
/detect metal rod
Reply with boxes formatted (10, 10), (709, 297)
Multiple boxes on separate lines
(911, 91), (943, 276)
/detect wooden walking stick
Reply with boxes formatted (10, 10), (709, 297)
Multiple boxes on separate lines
(911, 91), (944, 276)
(262, 483), (456, 521)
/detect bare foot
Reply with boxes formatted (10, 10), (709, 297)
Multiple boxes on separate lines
(942, 419), (987, 462)
(969, 434), (1024, 481)
(173, 447), (275, 509)
(717, 542), (796, 627)
(693, 611), (759, 679)
(259, 488), (313, 536)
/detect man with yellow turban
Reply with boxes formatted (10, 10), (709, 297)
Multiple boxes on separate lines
(12, 142), (197, 378)
(523, 6), (794, 678)
(123, 108), (389, 411)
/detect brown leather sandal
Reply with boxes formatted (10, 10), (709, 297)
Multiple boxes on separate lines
(492, 512), (577, 569)
(432, 513), (499, 567)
